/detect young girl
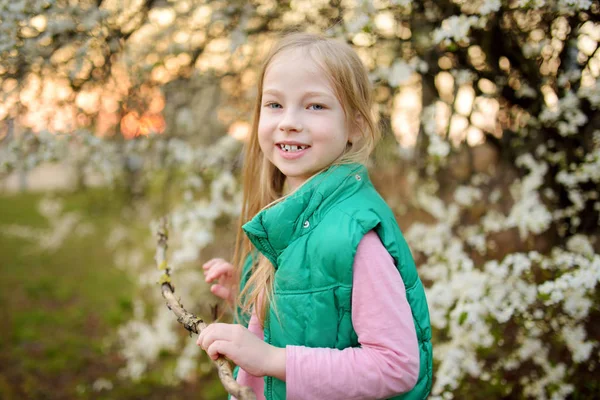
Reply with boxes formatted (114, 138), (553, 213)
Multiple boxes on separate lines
(198, 33), (432, 400)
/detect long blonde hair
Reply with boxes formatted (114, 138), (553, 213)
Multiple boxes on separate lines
(232, 32), (380, 326)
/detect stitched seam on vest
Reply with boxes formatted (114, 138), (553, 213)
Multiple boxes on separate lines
(330, 205), (370, 234)
(405, 281), (428, 340)
(274, 283), (352, 295)
(405, 279), (419, 291)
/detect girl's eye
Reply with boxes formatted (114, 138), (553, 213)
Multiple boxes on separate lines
(265, 102), (282, 109)
(308, 104), (325, 110)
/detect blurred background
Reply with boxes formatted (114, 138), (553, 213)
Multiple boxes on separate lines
(1, 0), (599, 399)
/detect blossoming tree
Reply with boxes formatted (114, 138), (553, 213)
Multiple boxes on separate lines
(1, 0), (599, 398)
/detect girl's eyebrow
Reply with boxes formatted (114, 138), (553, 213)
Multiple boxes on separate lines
(302, 91), (332, 100)
(262, 88), (281, 96)
(262, 88), (332, 99)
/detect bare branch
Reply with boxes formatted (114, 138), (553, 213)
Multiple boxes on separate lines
(155, 217), (256, 400)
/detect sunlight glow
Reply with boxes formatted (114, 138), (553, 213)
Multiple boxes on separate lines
(435, 72), (454, 103)
(392, 87), (421, 148)
(455, 86), (475, 116)
(76, 90), (100, 114)
(228, 121), (250, 141)
(471, 97), (499, 133)
(149, 8), (176, 27)
(121, 112), (166, 139)
(541, 85), (559, 109)
(374, 12), (396, 37)
(30, 15), (47, 31)
(449, 114), (469, 145)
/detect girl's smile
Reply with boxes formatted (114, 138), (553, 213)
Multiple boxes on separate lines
(276, 141), (311, 159)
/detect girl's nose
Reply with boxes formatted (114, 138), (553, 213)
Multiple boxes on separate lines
(278, 109), (303, 133)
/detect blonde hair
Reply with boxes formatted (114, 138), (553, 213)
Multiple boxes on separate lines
(232, 32), (380, 326)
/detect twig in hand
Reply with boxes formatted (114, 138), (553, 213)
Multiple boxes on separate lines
(155, 217), (256, 400)
(211, 303), (219, 321)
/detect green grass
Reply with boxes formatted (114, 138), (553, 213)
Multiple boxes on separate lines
(0, 188), (226, 399)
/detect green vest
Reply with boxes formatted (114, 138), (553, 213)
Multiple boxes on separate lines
(237, 163), (432, 399)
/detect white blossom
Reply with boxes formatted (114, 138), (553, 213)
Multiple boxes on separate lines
(345, 12), (370, 34)
(516, 83), (537, 99)
(428, 134), (451, 159)
(562, 325), (595, 363)
(578, 79), (600, 109)
(92, 378), (113, 392)
(454, 186), (482, 207)
(433, 15), (480, 45)
(504, 155), (552, 238)
(517, 0), (546, 8)
(388, 60), (414, 87)
(452, 69), (476, 86)
(479, 0), (501, 15)
(174, 339), (201, 381)
(566, 235), (594, 258)
(559, 0), (592, 11)
(117, 307), (180, 380)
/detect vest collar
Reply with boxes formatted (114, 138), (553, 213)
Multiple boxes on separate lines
(242, 163), (366, 267)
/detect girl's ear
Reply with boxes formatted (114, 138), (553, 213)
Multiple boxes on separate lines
(348, 113), (365, 145)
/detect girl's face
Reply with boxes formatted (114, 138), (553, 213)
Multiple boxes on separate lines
(258, 48), (354, 190)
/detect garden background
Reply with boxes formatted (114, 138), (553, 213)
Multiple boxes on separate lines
(0, 0), (599, 399)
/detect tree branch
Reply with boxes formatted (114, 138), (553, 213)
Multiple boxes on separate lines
(155, 217), (256, 400)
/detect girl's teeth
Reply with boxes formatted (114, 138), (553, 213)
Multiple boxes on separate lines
(281, 144), (307, 152)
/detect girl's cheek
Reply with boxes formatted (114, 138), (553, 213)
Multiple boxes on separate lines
(259, 114), (278, 129)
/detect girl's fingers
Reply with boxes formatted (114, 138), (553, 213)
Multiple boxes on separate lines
(196, 323), (232, 350)
(210, 284), (231, 301)
(206, 340), (232, 360)
(202, 258), (225, 271)
(204, 261), (233, 282)
(197, 323), (212, 347)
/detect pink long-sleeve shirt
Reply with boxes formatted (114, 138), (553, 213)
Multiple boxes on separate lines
(235, 230), (420, 399)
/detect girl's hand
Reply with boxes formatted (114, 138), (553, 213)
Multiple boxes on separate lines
(202, 258), (235, 306)
(197, 323), (286, 380)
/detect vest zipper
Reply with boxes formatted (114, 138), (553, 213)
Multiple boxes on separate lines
(266, 313), (273, 399)
(255, 237), (275, 398)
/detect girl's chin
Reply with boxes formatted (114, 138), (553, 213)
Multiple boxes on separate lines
(280, 171), (314, 189)
(285, 178), (305, 191)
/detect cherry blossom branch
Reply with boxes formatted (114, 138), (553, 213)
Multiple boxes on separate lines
(155, 217), (256, 400)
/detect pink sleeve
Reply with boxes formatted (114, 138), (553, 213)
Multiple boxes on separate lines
(286, 230), (420, 400)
